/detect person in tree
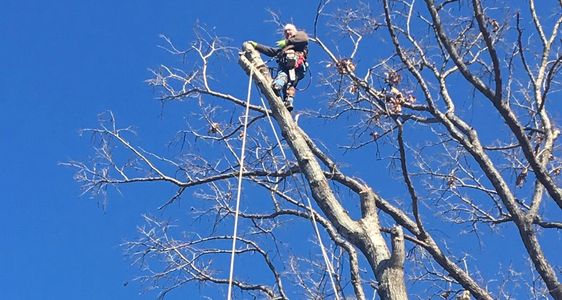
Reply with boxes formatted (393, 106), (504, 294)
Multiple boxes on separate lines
(250, 24), (308, 111)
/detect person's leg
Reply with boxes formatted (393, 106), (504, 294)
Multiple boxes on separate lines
(272, 71), (288, 96)
(284, 86), (295, 111)
(283, 67), (305, 111)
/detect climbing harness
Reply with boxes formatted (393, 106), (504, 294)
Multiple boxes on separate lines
(282, 49), (306, 81)
(271, 56), (311, 94)
(226, 66), (340, 300)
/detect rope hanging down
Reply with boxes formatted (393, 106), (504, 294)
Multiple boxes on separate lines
(227, 64), (339, 300)
(226, 68), (253, 300)
(258, 96), (340, 300)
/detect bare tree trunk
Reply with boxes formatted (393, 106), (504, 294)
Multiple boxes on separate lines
(239, 42), (408, 300)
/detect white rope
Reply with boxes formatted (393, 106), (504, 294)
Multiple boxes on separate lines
(226, 63), (339, 299)
(227, 68), (253, 300)
(259, 96), (341, 300)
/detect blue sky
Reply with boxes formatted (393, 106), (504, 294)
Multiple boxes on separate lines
(2, 0), (561, 299)
(0, 1), (315, 299)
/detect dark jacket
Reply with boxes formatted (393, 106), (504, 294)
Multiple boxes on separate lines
(255, 31), (309, 60)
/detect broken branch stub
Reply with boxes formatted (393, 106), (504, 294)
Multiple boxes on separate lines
(241, 42), (272, 82)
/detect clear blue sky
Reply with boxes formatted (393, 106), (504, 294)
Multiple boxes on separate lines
(2, 0), (560, 299)
(0, 1), (317, 299)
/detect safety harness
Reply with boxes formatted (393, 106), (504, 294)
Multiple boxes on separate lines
(279, 49), (307, 81)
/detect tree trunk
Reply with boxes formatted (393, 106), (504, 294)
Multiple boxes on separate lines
(239, 42), (408, 300)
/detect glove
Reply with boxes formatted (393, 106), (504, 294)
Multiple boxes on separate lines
(248, 41), (257, 47)
(276, 39), (287, 48)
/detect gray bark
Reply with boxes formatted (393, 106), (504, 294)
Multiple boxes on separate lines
(239, 42), (408, 300)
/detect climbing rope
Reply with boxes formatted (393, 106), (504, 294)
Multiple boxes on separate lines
(227, 68), (253, 300)
(258, 96), (340, 300)
(227, 64), (339, 300)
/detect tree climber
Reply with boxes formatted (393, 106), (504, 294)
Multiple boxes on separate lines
(250, 23), (308, 111)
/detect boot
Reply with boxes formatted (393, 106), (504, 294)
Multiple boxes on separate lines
(284, 97), (294, 112)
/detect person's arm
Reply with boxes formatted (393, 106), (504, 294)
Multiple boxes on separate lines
(254, 44), (281, 57)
